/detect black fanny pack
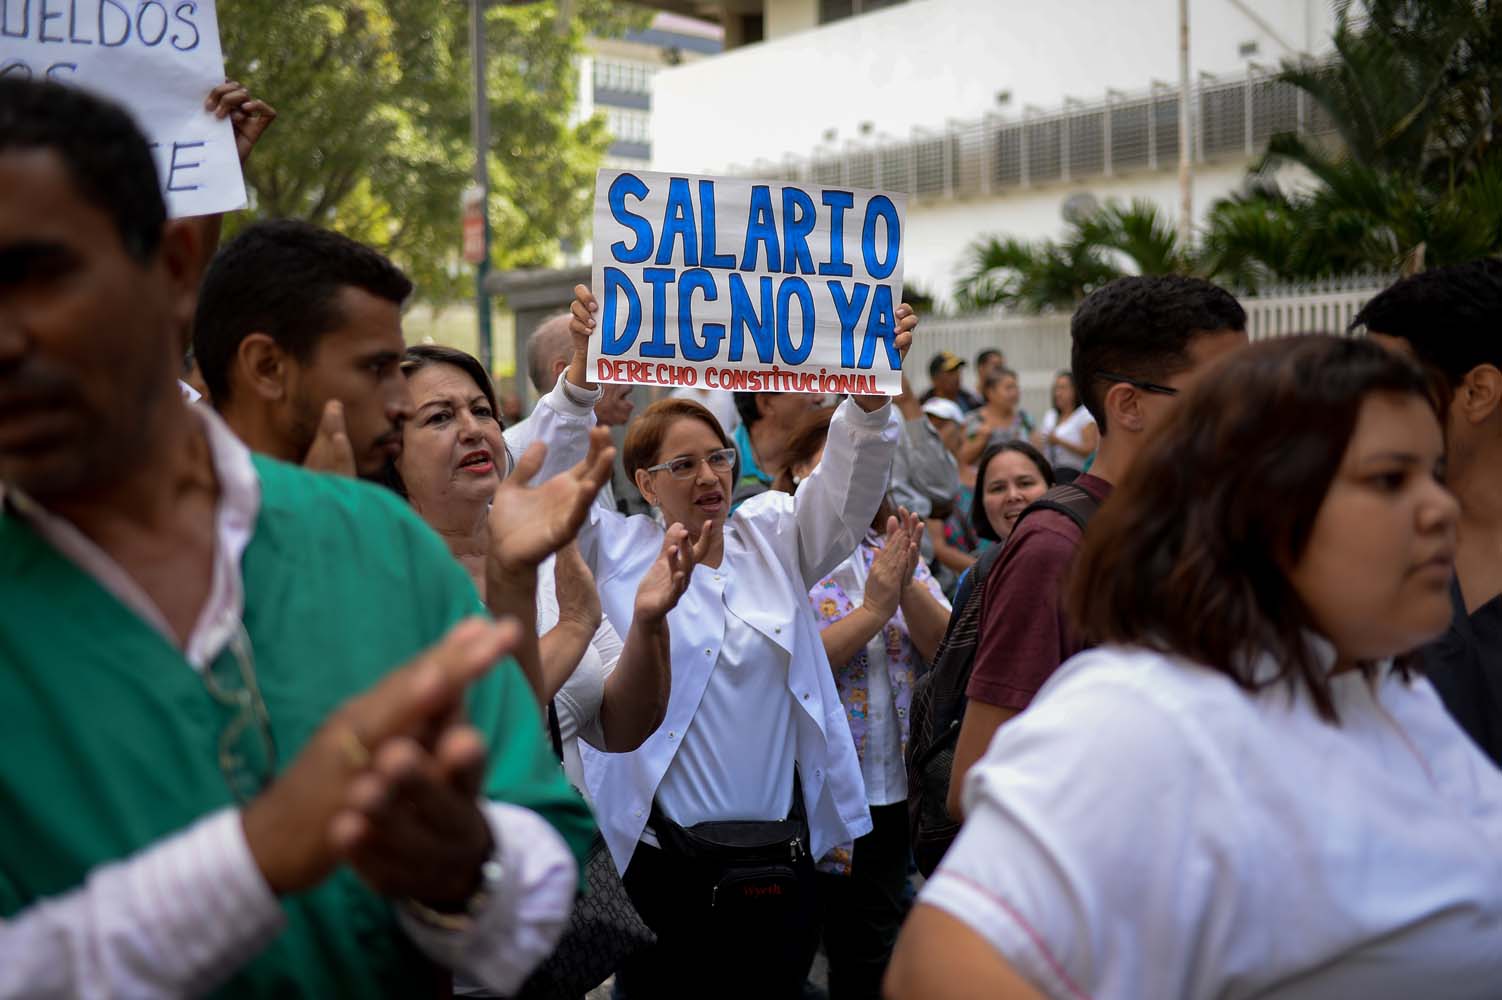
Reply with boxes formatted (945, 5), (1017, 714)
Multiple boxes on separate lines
(648, 778), (812, 918)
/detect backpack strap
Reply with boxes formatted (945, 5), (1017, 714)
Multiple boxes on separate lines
(1010, 481), (1102, 536)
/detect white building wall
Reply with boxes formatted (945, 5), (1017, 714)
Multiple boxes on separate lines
(650, 0), (1334, 307)
(904, 161), (1251, 302)
(655, 0), (1333, 172)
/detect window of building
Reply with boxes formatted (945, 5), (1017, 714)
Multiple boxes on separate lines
(594, 59), (656, 96)
(819, 0), (907, 25)
(606, 108), (652, 145)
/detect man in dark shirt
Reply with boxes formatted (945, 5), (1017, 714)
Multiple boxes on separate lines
(1356, 260), (1502, 768)
(922, 351), (983, 412)
(947, 276), (1248, 819)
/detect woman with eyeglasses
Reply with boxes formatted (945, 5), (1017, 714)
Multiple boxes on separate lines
(536, 285), (917, 997)
(385, 345), (690, 787)
(888, 336), (1502, 1000)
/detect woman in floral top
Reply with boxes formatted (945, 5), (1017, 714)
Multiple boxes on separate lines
(775, 407), (953, 1000)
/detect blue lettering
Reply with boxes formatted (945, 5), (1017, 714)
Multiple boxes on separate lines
(739, 185), (781, 272)
(165, 141), (205, 192)
(781, 187), (817, 275)
(608, 172), (653, 264)
(170, 1), (199, 51)
(655, 176), (699, 267)
(861, 195), (901, 280)
(68, 0), (93, 43)
(776, 278), (815, 365)
(728, 273), (776, 364)
(600, 267), (641, 355)
(818, 190), (855, 277)
(38, 0), (64, 42)
(640, 267), (676, 359)
(136, 0), (168, 45)
(858, 285), (901, 371)
(678, 269), (723, 363)
(828, 281), (870, 369)
(98, 0), (129, 46)
(1, 1), (29, 39)
(698, 180), (735, 269)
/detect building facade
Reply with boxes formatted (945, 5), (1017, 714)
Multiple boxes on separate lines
(631, 0), (1339, 307)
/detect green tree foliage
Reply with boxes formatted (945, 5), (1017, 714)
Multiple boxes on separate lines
(956, 0), (1502, 311)
(219, 1), (648, 304)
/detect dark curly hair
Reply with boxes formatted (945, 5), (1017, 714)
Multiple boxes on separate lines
(1067, 334), (1434, 722)
(1071, 275), (1246, 433)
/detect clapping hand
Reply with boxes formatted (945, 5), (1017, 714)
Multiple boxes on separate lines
(862, 508), (923, 622)
(633, 522), (714, 624)
(242, 617), (518, 905)
(488, 427), (615, 574)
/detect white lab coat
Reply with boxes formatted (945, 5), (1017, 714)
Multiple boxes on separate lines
(523, 376), (899, 872)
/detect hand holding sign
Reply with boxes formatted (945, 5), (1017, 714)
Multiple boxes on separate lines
(205, 80), (277, 165)
(569, 283), (917, 412)
(586, 169), (914, 400)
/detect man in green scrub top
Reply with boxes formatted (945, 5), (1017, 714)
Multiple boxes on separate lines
(0, 80), (594, 997)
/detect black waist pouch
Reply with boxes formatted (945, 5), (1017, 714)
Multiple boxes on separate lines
(649, 787), (812, 923)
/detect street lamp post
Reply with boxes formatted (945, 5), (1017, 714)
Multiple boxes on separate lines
(469, 0), (494, 374)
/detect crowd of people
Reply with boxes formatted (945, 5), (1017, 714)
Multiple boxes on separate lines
(2, 76), (1500, 999)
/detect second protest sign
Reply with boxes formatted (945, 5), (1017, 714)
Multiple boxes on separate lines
(589, 168), (906, 396)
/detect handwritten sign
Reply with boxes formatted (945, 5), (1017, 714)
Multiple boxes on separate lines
(589, 169), (906, 396)
(0, 0), (246, 217)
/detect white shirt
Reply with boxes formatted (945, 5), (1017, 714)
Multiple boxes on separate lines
(922, 643), (1502, 1000)
(655, 596), (799, 826)
(1039, 405), (1094, 472)
(519, 376), (899, 872)
(535, 554), (624, 794)
(0, 406), (577, 999)
(508, 407), (618, 512)
(669, 386), (742, 436)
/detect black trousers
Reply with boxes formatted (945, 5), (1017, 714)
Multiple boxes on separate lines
(617, 841), (821, 1000)
(817, 803), (912, 1000)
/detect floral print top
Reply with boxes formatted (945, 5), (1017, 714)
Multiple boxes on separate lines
(809, 535), (949, 874)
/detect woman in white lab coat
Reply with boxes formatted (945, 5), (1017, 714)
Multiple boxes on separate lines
(523, 284), (916, 996)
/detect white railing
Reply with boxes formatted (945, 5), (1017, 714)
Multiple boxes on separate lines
(908, 275), (1390, 416)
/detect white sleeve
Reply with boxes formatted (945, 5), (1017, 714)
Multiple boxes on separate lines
(791, 397), (901, 589)
(0, 810), (285, 999)
(399, 801), (577, 995)
(515, 372), (603, 485)
(918, 672), (1249, 1000)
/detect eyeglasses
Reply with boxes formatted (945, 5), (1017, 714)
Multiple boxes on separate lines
(646, 447), (737, 480)
(202, 622), (278, 805)
(1094, 370), (1180, 397)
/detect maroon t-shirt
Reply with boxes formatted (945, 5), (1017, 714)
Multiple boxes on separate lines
(965, 474), (1113, 710)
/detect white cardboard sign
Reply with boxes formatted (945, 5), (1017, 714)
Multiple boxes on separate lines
(589, 168), (906, 396)
(1, 0), (247, 217)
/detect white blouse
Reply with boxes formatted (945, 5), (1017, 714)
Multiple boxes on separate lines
(1038, 405), (1094, 472)
(922, 643), (1502, 1000)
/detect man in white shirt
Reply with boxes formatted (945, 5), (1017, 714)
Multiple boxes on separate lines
(0, 78), (589, 998)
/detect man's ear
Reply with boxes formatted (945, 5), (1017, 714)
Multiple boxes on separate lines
(1457, 365), (1502, 425)
(156, 219), (206, 356)
(237, 333), (291, 403)
(634, 467), (657, 506)
(1102, 381), (1145, 434)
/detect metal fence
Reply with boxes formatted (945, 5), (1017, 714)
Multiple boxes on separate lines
(908, 275), (1390, 416)
(728, 66), (1336, 202)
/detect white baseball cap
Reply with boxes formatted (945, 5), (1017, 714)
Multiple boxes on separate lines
(921, 397), (966, 424)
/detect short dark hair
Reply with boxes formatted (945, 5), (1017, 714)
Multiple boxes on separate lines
(377, 345), (501, 500)
(1067, 335), (1434, 722)
(193, 220), (413, 405)
(734, 391), (772, 428)
(0, 79), (164, 262)
(1352, 258), (1502, 391)
(971, 441), (1055, 543)
(976, 348), (1003, 367)
(1070, 275), (1245, 433)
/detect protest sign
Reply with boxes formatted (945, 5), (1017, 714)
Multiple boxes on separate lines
(589, 168), (906, 396)
(1, 0), (246, 217)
